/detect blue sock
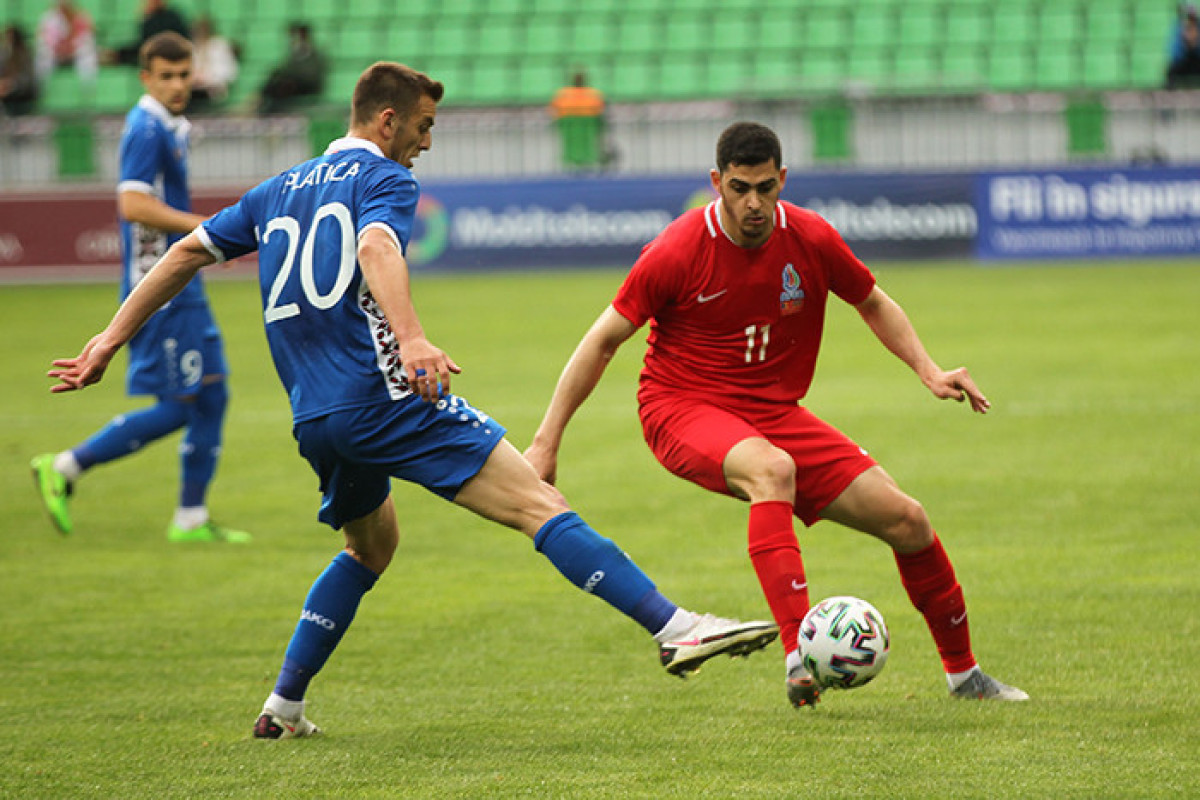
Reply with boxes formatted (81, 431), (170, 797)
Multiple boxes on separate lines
(274, 552), (379, 701)
(534, 512), (677, 635)
(74, 399), (189, 469)
(179, 381), (227, 508)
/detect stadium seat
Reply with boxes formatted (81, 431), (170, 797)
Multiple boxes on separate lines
(615, 17), (661, 56)
(987, 49), (1034, 92)
(609, 58), (658, 102)
(569, 16), (619, 59)
(892, 48), (939, 94)
(664, 17), (710, 54)
(477, 20), (524, 59)
(383, 25), (429, 63)
(1037, 5), (1082, 48)
(709, 12), (756, 54)
(1081, 43), (1129, 90)
(940, 47), (987, 93)
(659, 53), (704, 100)
(898, 7), (941, 50)
(991, 5), (1036, 48)
(799, 51), (844, 95)
(943, 6), (988, 48)
(707, 51), (755, 97)
(1034, 49), (1080, 92)
(429, 18), (476, 60)
(845, 51), (891, 92)
(515, 59), (566, 104)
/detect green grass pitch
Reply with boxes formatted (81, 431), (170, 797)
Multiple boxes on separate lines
(1, 260), (1197, 798)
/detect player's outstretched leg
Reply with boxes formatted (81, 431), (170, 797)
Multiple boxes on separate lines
(532, 510), (778, 677)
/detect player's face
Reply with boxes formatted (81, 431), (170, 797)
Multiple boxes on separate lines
(140, 56), (193, 115)
(711, 161), (787, 248)
(389, 95), (438, 169)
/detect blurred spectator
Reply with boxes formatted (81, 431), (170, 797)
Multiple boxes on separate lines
(35, 0), (98, 85)
(257, 23), (326, 115)
(1167, 9), (1200, 88)
(189, 16), (238, 110)
(1169, 4), (1199, 61)
(1, 24), (39, 115)
(548, 70), (608, 171)
(109, 0), (190, 67)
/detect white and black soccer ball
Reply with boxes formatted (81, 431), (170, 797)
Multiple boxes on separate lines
(798, 596), (890, 689)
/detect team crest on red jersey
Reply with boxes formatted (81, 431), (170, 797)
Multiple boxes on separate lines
(780, 263), (805, 315)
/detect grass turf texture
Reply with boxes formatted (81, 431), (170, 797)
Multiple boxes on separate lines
(1, 261), (1197, 798)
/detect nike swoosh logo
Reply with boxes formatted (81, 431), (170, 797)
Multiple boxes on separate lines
(950, 612), (968, 626)
(791, 580), (808, 591)
(696, 289), (728, 303)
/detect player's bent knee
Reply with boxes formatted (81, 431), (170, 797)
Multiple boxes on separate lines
(727, 443), (795, 500)
(885, 497), (933, 553)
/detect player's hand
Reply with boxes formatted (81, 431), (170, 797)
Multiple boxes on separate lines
(927, 367), (990, 414)
(402, 337), (461, 403)
(523, 439), (559, 485)
(47, 333), (118, 393)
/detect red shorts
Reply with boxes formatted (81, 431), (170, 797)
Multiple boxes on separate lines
(639, 394), (876, 526)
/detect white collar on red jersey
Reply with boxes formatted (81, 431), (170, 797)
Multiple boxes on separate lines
(704, 199), (788, 243)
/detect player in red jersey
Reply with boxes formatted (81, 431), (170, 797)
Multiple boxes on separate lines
(525, 121), (1028, 706)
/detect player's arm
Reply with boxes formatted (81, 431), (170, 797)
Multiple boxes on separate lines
(525, 305), (639, 483)
(118, 189), (208, 234)
(48, 231), (215, 393)
(854, 284), (990, 413)
(357, 226), (459, 403)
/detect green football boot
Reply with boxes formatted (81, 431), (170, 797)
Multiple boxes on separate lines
(31, 454), (73, 535)
(167, 520), (252, 544)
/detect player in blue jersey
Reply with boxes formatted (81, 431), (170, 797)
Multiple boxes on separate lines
(31, 32), (249, 544)
(47, 61), (778, 738)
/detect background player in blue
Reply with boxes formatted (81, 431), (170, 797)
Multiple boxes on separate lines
(46, 61), (778, 738)
(31, 32), (249, 544)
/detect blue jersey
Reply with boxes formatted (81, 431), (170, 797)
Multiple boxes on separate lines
(198, 138), (419, 423)
(118, 94), (206, 309)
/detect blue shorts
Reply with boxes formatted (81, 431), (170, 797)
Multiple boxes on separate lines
(127, 303), (227, 398)
(294, 393), (507, 530)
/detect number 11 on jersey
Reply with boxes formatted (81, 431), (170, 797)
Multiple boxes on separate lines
(745, 324), (770, 363)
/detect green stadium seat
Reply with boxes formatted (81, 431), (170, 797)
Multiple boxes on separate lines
(799, 51), (843, 94)
(1081, 43), (1128, 90)
(1085, 8), (1127, 45)
(615, 17), (661, 56)
(987, 50), (1034, 92)
(383, 25), (429, 63)
(514, 59), (566, 104)
(707, 51), (754, 97)
(477, 20), (524, 59)
(940, 47), (987, 92)
(659, 53), (704, 100)
(845, 51), (890, 91)
(943, 6), (988, 47)
(892, 49), (939, 94)
(1129, 46), (1167, 89)
(569, 16), (619, 59)
(92, 68), (138, 113)
(803, 13), (847, 52)
(608, 58), (658, 102)
(530, 0), (576, 14)
(753, 51), (800, 97)
(898, 8), (940, 50)
(1034, 49), (1080, 91)
(664, 17), (710, 54)
(709, 12), (756, 53)
(991, 6), (1035, 47)
(849, 6), (891, 52)
(429, 18), (475, 60)
(1037, 6), (1082, 47)
(485, 0), (532, 17)
(337, 22), (382, 60)
(469, 61), (520, 105)
(524, 17), (570, 58)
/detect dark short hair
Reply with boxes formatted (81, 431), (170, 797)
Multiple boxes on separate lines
(716, 122), (783, 172)
(351, 62), (445, 127)
(139, 31), (192, 70)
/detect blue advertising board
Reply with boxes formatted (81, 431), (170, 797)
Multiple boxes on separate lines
(409, 171), (977, 271)
(975, 167), (1200, 260)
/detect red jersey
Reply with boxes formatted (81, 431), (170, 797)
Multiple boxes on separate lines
(613, 200), (876, 407)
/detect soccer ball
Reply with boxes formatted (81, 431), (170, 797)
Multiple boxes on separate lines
(798, 596), (890, 689)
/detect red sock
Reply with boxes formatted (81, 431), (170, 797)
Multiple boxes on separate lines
(894, 534), (976, 674)
(748, 501), (810, 654)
